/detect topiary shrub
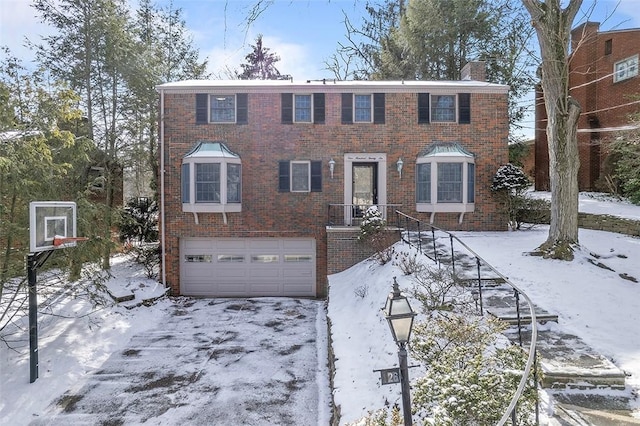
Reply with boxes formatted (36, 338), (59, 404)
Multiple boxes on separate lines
(358, 206), (396, 265)
(358, 206), (386, 241)
(491, 164), (532, 230)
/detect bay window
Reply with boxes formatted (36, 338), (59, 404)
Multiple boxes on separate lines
(416, 142), (475, 223)
(182, 141), (242, 213)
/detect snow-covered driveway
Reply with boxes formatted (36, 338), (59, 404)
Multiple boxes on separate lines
(29, 297), (326, 425)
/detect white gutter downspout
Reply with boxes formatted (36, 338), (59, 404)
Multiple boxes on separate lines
(159, 88), (167, 288)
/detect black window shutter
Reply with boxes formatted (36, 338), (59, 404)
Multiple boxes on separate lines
(313, 93), (325, 124)
(281, 93), (293, 124)
(418, 93), (430, 124)
(196, 93), (208, 124)
(278, 161), (290, 192)
(310, 161), (322, 192)
(236, 93), (248, 124)
(459, 93), (471, 124)
(373, 93), (385, 124)
(341, 93), (353, 124)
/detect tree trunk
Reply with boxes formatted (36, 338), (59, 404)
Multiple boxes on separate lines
(522, 0), (583, 260)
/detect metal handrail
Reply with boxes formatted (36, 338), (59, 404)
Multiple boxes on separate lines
(395, 210), (538, 425)
(327, 203), (403, 227)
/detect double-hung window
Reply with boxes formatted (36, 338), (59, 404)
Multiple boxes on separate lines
(291, 161), (311, 192)
(354, 94), (372, 122)
(211, 95), (235, 122)
(437, 163), (463, 202)
(416, 142), (475, 223)
(295, 95), (312, 122)
(431, 95), (456, 122)
(416, 163), (431, 203)
(182, 141), (242, 213)
(417, 93), (471, 124)
(341, 93), (385, 124)
(195, 93), (248, 124)
(279, 160), (322, 193)
(195, 163), (221, 202)
(281, 93), (325, 124)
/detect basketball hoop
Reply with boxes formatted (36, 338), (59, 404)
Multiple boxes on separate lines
(52, 235), (89, 247)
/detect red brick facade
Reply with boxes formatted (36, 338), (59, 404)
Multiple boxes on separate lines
(158, 75), (509, 297)
(535, 22), (640, 191)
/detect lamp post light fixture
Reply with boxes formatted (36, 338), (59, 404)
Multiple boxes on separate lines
(383, 277), (416, 426)
(329, 158), (336, 179)
(396, 158), (404, 179)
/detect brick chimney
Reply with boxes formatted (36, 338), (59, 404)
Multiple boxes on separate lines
(461, 61), (486, 82)
(571, 21), (600, 52)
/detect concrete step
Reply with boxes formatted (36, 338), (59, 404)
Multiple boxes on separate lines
(504, 326), (627, 390)
(483, 286), (559, 324)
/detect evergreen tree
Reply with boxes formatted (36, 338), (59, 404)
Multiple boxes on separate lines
(32, 0), (209, 268)
(238, 35), (289, 80)
(331, 0), (536, 140)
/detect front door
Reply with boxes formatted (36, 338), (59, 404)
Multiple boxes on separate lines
(352, 162), (378, 217)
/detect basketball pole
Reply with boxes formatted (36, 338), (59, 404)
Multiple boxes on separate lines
(27, 250), (54, 384)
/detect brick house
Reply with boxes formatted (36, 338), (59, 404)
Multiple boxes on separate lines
(156, 62), (509, 298)
(535, 22), (640, 191)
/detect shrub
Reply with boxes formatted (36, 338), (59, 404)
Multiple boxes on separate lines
(394, 251), (425, 275)
(410, 266), (468, 312)
(358, 206), (396, 265)
(126, 242), (160, 279)
(606, 137), (640, 204)
(358, 206), (386, 241)
(368, 233), (397, 265)
(411, 314), (538, 425)
(119, 197), (158, 244)
(345, 407), (402, 426)
(491, 164), (532, 230)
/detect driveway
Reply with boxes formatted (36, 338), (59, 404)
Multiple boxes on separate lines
(31, 297), (326, 425)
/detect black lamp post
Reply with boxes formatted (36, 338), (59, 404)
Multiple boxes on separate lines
(383, 277), (417, 426)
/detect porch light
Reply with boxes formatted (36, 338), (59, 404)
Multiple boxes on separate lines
(397, 158), (404, 179)
(329, 158), (336, 179)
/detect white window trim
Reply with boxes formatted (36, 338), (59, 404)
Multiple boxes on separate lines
(294, 94), (313, 123)
(290, 160), (311, 192)
(210, 94), (237, 123)
(353, 94), (373, 123)
(613, 55), (639, 83)
(182, 157), (242, 213)
(430, 94), (457, 123)
(416, 155), (475, 224)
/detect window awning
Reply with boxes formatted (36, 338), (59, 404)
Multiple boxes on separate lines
(184, 141), (240, 159)
(418, 141), (474, 158)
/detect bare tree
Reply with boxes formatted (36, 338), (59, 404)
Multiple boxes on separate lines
(522, 0), (583, 260)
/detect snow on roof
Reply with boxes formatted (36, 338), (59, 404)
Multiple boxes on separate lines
(156, 78), (508, 94)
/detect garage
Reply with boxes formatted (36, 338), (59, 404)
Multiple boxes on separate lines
(180, 238), (316, 297)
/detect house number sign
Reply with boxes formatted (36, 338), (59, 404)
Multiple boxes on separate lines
(377, 367), (401, 385)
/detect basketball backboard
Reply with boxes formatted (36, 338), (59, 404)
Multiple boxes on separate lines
(29, 201), (77, 253)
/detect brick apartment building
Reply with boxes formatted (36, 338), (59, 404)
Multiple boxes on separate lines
(535, 22), (640, 191)
(156, 62), (509, 298)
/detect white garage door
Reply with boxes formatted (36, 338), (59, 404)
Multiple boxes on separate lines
(180, 238), (316, 297)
